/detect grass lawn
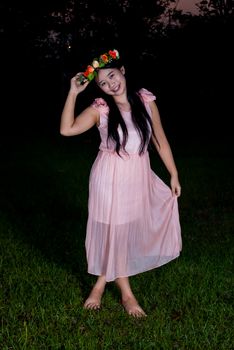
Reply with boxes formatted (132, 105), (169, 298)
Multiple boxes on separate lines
(0, 134), (233, 349)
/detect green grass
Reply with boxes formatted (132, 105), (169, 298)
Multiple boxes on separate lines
(0, 135), (233, 349)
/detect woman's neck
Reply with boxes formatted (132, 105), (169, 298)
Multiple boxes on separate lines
(115, 100), (131, 112)
(113, 93), (130, 112)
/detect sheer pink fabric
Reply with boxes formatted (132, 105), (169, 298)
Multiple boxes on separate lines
(85, 88), (182, 282)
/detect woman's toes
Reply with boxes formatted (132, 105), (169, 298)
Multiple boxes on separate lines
(83, 287), (103, 310)
(121, 297), (147, 318)
(84, 300), (101, 310)
(86, 303), (100, 310)
(131, 308), (147, 318)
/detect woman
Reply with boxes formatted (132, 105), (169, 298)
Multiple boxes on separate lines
(60, 49), (182, 318)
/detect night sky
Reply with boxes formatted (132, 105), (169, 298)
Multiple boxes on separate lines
(177, 0), (199, 14)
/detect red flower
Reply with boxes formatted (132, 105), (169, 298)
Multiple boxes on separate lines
(84, 65), (94, 77)
(109, 50), (117, 59)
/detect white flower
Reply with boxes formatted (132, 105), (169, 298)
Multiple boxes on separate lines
(92, 60), (99, 68)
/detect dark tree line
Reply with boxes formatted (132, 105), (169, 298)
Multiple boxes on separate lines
(1, 0), (233, 143)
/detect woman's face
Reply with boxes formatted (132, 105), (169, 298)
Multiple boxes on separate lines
(95, 66), (126, 96)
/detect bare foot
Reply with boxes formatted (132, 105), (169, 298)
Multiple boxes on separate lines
(83, 287), (104, 310)
(121, 296), (147, 318)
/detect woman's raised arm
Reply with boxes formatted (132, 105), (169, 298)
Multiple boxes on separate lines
(60, 74), (99, 136)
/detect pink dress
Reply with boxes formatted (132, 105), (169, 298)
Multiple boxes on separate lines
(85, 88), (182, 282)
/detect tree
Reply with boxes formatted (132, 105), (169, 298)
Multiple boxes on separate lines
(197, 0), (234, 17)
(2, 0), (182, 65)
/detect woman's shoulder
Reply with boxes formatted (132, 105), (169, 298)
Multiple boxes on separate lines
(138, 88), (156, 103)
(90, 97), (109, 115)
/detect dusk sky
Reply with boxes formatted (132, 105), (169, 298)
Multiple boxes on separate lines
(177, 0), (199, 14)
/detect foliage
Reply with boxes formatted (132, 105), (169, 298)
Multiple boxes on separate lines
(1, 0), (186, 63)
(197, 0), (234, 17)
(2, 0), (233, 70)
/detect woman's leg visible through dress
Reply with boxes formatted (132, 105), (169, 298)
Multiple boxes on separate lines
(115, 277), (147, 318)
(83, 275), (106, 310)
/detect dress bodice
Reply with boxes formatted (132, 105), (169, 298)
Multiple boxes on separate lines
(91, 88), (156, 155)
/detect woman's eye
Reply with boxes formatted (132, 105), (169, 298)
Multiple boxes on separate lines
(110, 74), (114, 78)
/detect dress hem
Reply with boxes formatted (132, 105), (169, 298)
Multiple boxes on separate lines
(87, 252), (181, 282)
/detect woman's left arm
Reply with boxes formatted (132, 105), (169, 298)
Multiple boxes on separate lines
(150, 100), (181, 197)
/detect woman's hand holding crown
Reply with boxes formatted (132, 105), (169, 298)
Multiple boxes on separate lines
(70, 73), (89, 95)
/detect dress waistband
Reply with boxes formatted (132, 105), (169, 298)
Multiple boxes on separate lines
(99, 148), (148, 158)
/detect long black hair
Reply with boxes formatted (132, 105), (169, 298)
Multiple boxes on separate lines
(104, 87), (157, 156)
(93, 52), (158, 156)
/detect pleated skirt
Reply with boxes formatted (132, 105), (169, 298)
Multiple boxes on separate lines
(85, 150), (182, 282)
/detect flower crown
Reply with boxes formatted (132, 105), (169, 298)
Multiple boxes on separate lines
(77, 49), (120, 84)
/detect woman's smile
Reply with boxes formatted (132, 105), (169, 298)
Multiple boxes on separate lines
(111, 84), (120, 93)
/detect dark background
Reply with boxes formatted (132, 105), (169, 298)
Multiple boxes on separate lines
(1, 0), (233, 154)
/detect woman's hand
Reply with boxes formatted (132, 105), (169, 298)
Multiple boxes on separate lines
(170, 174), (181, 197)
(70, 73), (90, 95)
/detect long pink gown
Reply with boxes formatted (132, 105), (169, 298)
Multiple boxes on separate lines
(85, 88), (182, 282)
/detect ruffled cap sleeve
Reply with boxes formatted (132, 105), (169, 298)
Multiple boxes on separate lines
(91, 98), (109, 115)
(138, 88), (156, 103)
